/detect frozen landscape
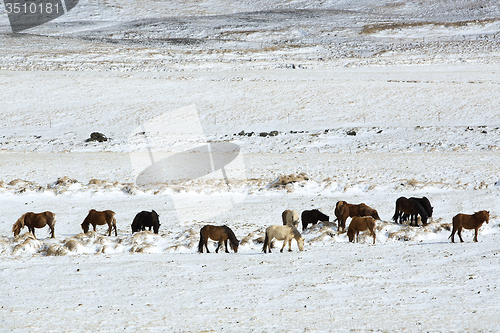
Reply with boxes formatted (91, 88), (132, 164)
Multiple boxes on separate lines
(1, 0), (500, 332)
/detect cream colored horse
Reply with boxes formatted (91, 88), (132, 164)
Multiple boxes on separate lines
(263, 225), (304, 253)
(282, 209), (299, 228)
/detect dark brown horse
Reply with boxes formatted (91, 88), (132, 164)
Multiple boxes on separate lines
(81, 209), (117, 236)
(347, 216), (376, 244)
(198, 225), (239, 253)
(301, 209), (329, 230)
(335, 201), (380, 232)
(392, 197), (428, 226)
(401, 197), (433, 225)
(12, 211), (56, 238)
(131, 210), (160, 234)
(449, 210), (489, 243)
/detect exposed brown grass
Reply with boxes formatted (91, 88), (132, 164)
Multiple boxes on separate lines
(361, 18), (499, 34)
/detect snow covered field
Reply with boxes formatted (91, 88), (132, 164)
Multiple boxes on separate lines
(1, 0), (500, 332)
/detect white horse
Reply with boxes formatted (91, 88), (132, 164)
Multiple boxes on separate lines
(282, 209), (299, 228)
(262, 225), (304, 253)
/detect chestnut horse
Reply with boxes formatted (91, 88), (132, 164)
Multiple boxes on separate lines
(392, 197), (428, 226)
(81, 209), (117, 236)
(335, 201), (380, 232)
(282, 209), (299, 228)
(301, 209), (329, 230)
(262, 225), (304, 253)
(347, 216), (376, 244)
(12, 211), (56, 239)
(198, 225), (239, 253)
(449, 210), (489, 243)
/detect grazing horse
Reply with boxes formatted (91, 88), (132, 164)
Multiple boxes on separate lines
(347, 216), (376, 244)
(12, 211), (56, 239)
(262, 225), (304, 253)
(131, 210), (160, 234)
(449, 210), (489, 243)
(301, 209), (329, 230)
(335, 201), (380, 232)
(402, 197), (433, 225)
(81, 209), (117, 236)
(198, 225), (239, 253)
(282, 209), (299, 228)
(392, 197), (428, 226)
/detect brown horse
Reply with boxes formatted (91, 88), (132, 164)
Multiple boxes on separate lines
(449, 210), (489, 243)
(335, 201), (380, 232)
(198, 225), (239, 253)
(12, 211), (56, 238)
(347, 216), (376, 244)
(392, 197), (428, 226)
(81, 209), (117, 236)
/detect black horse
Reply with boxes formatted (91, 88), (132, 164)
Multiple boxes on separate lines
(301, 209), (329, 230)
(131, 210), (160, 234)
(392, 197), (428, 227)
(401, 197), (433, 225)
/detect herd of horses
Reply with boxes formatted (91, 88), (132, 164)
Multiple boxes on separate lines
(12, 209), (160, 238)
(10, 196), (491, 253)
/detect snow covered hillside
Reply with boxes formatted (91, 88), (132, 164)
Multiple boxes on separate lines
(1, 0), (500, 332)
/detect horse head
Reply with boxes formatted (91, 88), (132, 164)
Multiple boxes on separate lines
(12, 214), (28, 236)
(475, 210), (490, 223)
(152, 210), (160, 233)
(297, 237), (305, 251)
(81, 220), (90, 233)
(318, 210), (329, 222)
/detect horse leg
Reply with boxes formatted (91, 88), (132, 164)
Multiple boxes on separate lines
(280, 238), (288, 253)
(205, 240), (210, 253)
(215, 241), (221, 253)
(30, 227), (36, 239)
(224, 239), (229, 253)
(288, 239), (293, 252)
(450, 227), (456, 243)
(457, 227), (464, 243)
(107, 222), (112, 236)
(50, 224), (55, 238)
(473, 228), (478, 242)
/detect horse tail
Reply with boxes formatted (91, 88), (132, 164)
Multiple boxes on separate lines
(198, 227), (205, 253)
(224, 226), (239, 252)
(392, 199), (401, 222)
(46, 211), (56, 238)
(110, 211), (118, 236)
(262, 230), (269, 253)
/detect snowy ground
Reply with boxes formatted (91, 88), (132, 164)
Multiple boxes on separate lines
(1, 0), (500, 332)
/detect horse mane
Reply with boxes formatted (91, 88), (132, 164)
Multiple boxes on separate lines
(223, 226), (239, 251)
(291, 226), (302, 239)
(12, 219), (23, 235)
(12, 213), (29, 236)
(474, 210), (489, 221)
